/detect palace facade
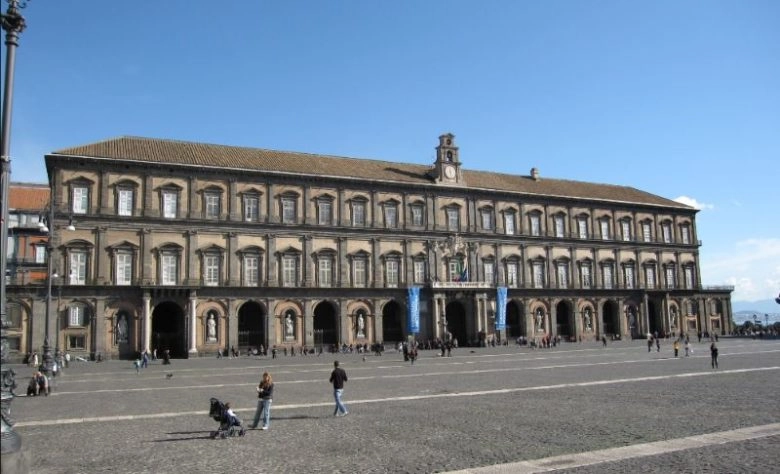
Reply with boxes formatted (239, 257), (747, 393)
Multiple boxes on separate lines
(7, 134), (733, 359)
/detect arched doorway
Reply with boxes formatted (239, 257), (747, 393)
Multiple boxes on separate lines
(648, 300), (663, 336)
(152, 302), (186, 358)
(444, 301), (467, 346)
(238, 301), (265, 351)
(382, 300), (404, 343)
(556, 301), (573, 340)
(603, 300), (620, 338)
(314, 301), (338, 346)
(506, 300), (524, 338)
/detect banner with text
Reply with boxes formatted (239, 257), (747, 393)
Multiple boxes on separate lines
(496, 287), (507, 331)
(408, 287), (420, 334)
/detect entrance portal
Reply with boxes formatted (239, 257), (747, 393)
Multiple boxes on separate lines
(152, 302), (186, 358)
(238, 301), (265, 351)
(314, 302), (338, 346)
(603, 301), (620, 338)
(382, 300), (404, 343)
(444, 301), (467, 346)
(506, 301), (524, 338)
(556, 301), (573, 340)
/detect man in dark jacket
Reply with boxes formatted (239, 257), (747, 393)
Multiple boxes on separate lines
(329, 360), (349, 416)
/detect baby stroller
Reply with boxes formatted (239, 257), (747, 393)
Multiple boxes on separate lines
(208, 398), (246, 438)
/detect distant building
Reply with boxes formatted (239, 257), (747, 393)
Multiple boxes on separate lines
(6, 134), (733, 360)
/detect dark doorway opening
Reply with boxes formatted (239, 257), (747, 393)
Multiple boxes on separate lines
(238, 301), (265, 351)
(603, 301), (620, 338)
(556, 301), (572, 339)
(506, 301), (524, 338)
(444, 301), (467, 346)
(152, 302), (186, 358)
(382, 300), (404, 343)
(314, 302), (338, 346)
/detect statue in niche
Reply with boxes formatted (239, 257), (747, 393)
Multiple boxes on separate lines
(357, 314), (365, 337)
(207, 314), (217, 341)
(535, 309), (544, 330)
(285, 314), (294, 338)
(116, 314), (128, 343)
(584, 309), (592, 331)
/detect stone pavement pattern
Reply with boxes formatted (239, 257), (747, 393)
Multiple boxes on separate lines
(7, 338), (780, 473)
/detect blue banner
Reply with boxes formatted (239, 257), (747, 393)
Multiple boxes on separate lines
(496, 287), (507, 330)
(408, 287), (420, 333)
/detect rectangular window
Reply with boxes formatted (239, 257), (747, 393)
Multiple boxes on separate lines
(624, 265), (635, 289)
(72, 186), (88, 214)
(413, 260), (426, 284)
(411, 206), (423, 226)
(68, 334), (86, 350)
(645, 266), (656, 289)
(163, 192), (178, 219)
(603, 265), (614, 289)
(621, 221), (631, 241)
(448, 260), (462, 281)
(533, 262), (544, 288)
(505, 213), (515, 235)
(642, 222), (652, 242)
(447, 208), (459, 231)
(282, 256), (297, 286)
(35, 245), (46, 264)
(319, 257), (332, 287)
(554, 215), (565, 238)
(118, 189), (133, 216)
(530, 215), (541, 236)
(681, 226), (691, 244)
(116, 253), (132, 285)
(244, 195), (259, 222)
(205, 194), (220, 219)
(581, 264), (592, 289)
(70, 251), (87, 285)
(578, 217), (588, 239)
(244, 256), (259, 286)
(385, 205), (397, 228)
(662, 223), (672, 243)
(481, 211), (493, 231)
(352, 202), (365, 226)
(282, 199), (296, 223)
(204, 255), (220, 286)
(386, 260), (399, 287)
(318, 201), (332, 225)
(68, 306), (85, 327)
(162, 255), (178, 285)
(483, 261), (494, 285)
(600, 220), (610, 240)
(557, 263), (568, 288)
(665, 266), (675, 288)
(353, 259), (366, 287)
(506, 262), (518, 287)
(684, 267), (694, 289)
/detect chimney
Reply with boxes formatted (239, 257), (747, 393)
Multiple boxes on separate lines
(530, 167), (540, 181)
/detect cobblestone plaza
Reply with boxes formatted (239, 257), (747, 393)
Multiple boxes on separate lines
(8, 338), (780, 473)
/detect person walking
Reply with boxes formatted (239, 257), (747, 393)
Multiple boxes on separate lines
(673, 339), (680, 358)
(329, 360), (349, 417)
(250, 371), (274, 430)
(710, 342), (719, 369)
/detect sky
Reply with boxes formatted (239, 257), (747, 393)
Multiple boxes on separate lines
(4, 0), (779, 305)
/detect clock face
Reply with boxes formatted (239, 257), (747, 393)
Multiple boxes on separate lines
(444, 165), (456, 179)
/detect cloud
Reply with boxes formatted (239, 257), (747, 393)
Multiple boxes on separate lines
(702, 238), (780, 301)
(673, 196), (714, 210)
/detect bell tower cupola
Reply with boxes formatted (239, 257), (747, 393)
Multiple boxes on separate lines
(434, 133), (462, 184)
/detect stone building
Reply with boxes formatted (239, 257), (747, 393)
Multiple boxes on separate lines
(8, 133), (733, 359)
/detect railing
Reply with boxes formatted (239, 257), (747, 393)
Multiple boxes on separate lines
(431, 281), (493, 289)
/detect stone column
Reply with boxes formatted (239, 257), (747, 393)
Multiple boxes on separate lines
(373, 298), (384, 343)
(143, 292), (152, 353)
(304, 299), (314, 346)
(94, 298), (107, 357)
(188, 291), (198, 355)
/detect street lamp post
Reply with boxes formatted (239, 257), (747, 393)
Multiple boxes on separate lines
(1, 0), (30, 459)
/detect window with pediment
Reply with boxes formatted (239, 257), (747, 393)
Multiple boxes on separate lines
(683, 264), (695, 289)
(383, 201), (398, 228)
(528, 211), (542, 237)
(664, 263), (676, 289)
(316, 250), (336, 287)
(110, 245), (136, 286)
(350, 198), (367, 227)
(446, 206), (460, 232)
(410, 203), (425, 227)
(350, 252), (369, 287)
(555, 259), (569, 288)
(504, 210), (516, 235)
(641, 220), (653, 242)
(579, 260), (593, 288)
(577, 215), (589, 239)
(413, 258), (427, 284)
(316, 196), (334, 226)
(601, 261), (614, 289)
(623, 262), (635, 289)
(200, 246), (224, 286)
(240, 248), (263, 286)
(661, 221), (673, 243)
(68, 304), (88, 327)
(203, 187), (223, 219)
(280, 193), (299, 224)
(242, 192), (261, 222)
(620, 218), (632, 241)
(480, 207), (494, 231)
(157, 244), (183, 286)
(384, 253), (401, 287)
(280, 251), (300, 287)
(114, 181), (137, 217)
(70, 181), (91, 215)
(680, 223), (691, 244)
(599, 217), (611, 240)
(554, 214), (565, 238)
(532, 260), (545, 288)
(505, 259), (520, 287)
(644, 263), (657, 289)
(482, 258), (495, 285)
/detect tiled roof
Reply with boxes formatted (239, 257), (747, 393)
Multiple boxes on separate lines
(52, 136), (689, 209)
(9, 183), (49, 210)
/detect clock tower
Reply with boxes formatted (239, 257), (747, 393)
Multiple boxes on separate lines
(434, 133), (462, 184)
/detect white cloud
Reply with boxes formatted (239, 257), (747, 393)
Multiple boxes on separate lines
(673, 196), (714, 210)
(701, 238), (780, 301)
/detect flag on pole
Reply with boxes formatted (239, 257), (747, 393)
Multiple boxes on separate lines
(459, 265), (469, 282)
